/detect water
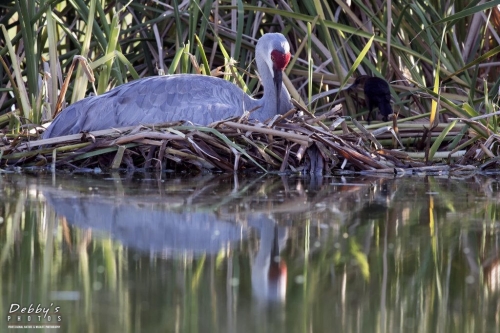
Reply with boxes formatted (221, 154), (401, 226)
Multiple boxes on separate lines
(1, 172), (499, 333)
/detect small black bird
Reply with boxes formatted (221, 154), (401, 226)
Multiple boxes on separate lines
(349, 75), (393, 123)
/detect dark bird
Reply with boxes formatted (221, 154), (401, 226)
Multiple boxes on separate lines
(42, 33), (293, 139)
(349, 75), (393, 123)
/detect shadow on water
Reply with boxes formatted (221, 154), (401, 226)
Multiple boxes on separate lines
(1, 172), (500, 332)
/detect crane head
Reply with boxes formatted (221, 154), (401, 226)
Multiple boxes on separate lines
(255, 33), (292, 114)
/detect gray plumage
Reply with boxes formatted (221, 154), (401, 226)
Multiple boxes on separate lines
(42, 33), (293, 138)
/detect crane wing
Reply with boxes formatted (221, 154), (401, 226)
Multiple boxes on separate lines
(43, 75), (257, 138)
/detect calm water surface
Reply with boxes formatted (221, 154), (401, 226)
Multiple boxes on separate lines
(1, 172), (500, 333)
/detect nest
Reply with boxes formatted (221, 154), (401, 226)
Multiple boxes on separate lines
(0, 108), (491, 175)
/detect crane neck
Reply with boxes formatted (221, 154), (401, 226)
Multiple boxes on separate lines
(255, 56), (292, 119)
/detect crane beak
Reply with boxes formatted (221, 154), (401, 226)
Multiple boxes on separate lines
(271, 50), (290, 115)
(273, 69), (283, 114)
(271, 50), (291, 115)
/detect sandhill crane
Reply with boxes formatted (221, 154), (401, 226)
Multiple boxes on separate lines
(42, 33), (293, 139)
(350, 75), (393, 123)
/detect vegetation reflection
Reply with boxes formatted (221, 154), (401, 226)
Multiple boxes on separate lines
(0, 173), (499, 332)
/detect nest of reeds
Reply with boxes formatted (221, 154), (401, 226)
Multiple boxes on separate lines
(1, 102), (499, 174)
(0, 104), (438, 174)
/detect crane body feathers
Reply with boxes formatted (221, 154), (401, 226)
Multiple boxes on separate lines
(42, 33), (292, 138)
